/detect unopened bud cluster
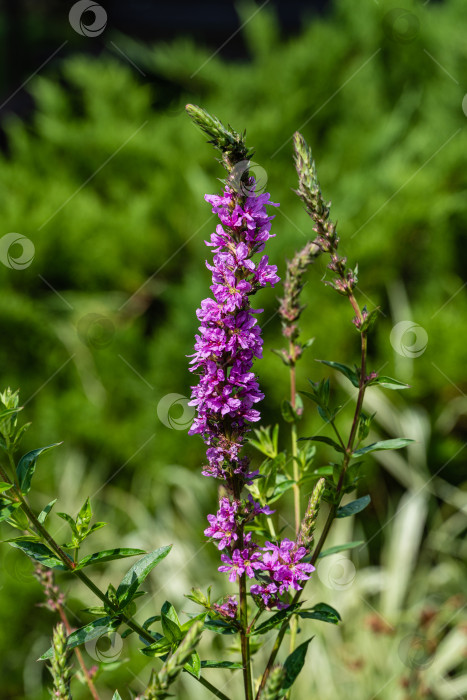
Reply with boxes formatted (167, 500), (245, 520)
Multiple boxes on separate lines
(263, 665), (287, 699)
(277, 240), (320, 365)
(293, 132), (358, 297)
(298, 477), (325, 548)
(185, 103), (253, 176)
(34, 565), (65, 612)
(48, 623), (72, 700)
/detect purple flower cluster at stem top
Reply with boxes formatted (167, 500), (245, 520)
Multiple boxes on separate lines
(188, 183), (279, 478)
(189, 177), (314, 613)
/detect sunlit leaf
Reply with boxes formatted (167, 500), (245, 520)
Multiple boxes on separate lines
(319, 540), (364, 558)
(336, 495), (371, 518)
(116, 546), (172, 607)
(353, 438), (414, 457)
(282, 637), (313, 690)
(76, 548), (146, 570)
(16, 443), (61, 495)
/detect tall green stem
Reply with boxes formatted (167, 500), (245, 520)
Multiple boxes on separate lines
(289, 359), (301, 536)
(288, 356), (300, 661)
(239, 573), (253, 700)
(235, 470), (253, 700)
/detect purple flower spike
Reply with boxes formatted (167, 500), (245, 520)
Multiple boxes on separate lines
(188, 178), (279, 480)
(189, 164), (315, 608)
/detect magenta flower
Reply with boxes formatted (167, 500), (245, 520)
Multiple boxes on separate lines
(219, 548), (263, 582)
(213, 595), (238, 620)
(204, 498), (239, 550)
(259, 539), (315, 595)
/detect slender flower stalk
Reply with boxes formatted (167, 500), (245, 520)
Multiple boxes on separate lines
(255, 132), (371, 699)
(277, 242), (321, 534)
(276, 220), (321, 659)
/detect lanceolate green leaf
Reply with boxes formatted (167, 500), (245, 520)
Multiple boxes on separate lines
(254, 605), (301, 635)
(299, 603), (341, 624)
(180, 612), (207, 634)
(319, 540), (364, 558)
(184, 650), (201, 678)
(336, 495), (371, 518)
(282, 637), (313, 691)
(76, 548), (146, 570)
(116, 546), (172, 607)
(201, 660), (244, 669)
(203, 618), (237, 635)
(16, 443), (61, 494)
(112, 692), (122, 700)
(161, 613), (183, 643)
(298, 436), (345, 454)
(37, 499), (57, 524)
(312, 466), (333, 476)
(367, 376), (410, 390)
(0, 502), (21, 522)
(8, 537), (68, 569)
(353, 438), (414, 457)
(140, 636), (171, 657)
(57, 512), (79, 536)
(161, 601), (181, 627)
(0, 406), (22, 421)
(39, 617), (118, 660)
(317, 360), (359, 387)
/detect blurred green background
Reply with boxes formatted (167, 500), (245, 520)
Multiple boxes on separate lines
(0, 0), (466, 698)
